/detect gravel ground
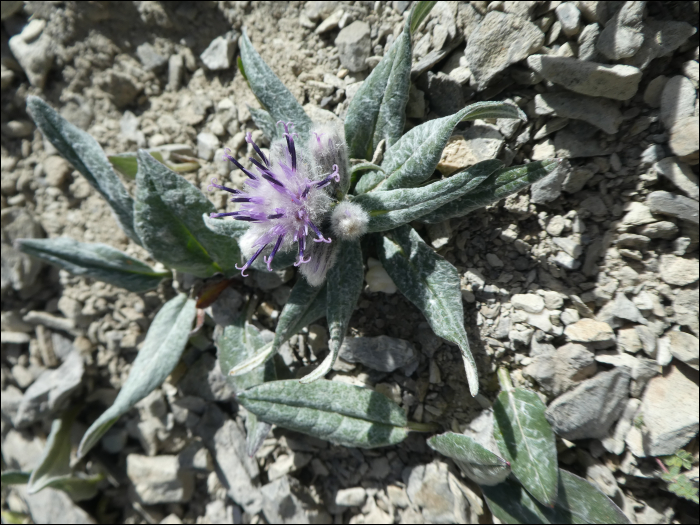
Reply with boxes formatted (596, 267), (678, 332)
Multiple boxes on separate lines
(1, 1), (698, 524)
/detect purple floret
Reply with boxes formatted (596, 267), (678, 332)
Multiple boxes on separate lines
(209, 121), (338, 276)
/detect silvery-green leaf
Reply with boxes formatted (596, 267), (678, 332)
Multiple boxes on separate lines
(245, 415), (273, 457)
(26, 96), (140, 244)
(482, 469), (630, 524)
(300, 240), (363, 383)
(27, 408), (78, 494)
(421, 159), (561, 223)
(356, 159), (502, 232)
(249, 106), (279, 142)
(16, 237), (170, 293)
(43, 474), (103, 502)
(216, 312), (277, 456)
(0, 471), (30, 485)
(78, 294), (195, 458)
(237, 380), (408, 448)
(344, 14), (412, 160)
(428, 432), (511, 486)
(203, 213), (249, 240)
(109, 151), (199, 179)
(238, 30), (312, 144)
(378, 225), (478, 396)
(135, 150), (239, 277)
(410, 1), (438, 33)
(355, 101), (526, 194)
(493, 387), (559, 506)
(228, 279), (326, 377)
(217, 313), (276, 393)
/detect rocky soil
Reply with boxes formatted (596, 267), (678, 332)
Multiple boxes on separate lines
(1, 1), (699, 524)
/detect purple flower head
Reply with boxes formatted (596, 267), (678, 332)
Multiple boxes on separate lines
(209, 121), (341, 278)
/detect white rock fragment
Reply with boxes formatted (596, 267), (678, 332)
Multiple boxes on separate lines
(527, 55), (642, 100)
(655, 158), (699, 201)
(8, 19), (54, 88)
(555, 2), (581, 37)
(365, 258), (397, 294)
(200, 36), (236, 71)
(659, 75), (697, 129)
(511, 294), (545, 314)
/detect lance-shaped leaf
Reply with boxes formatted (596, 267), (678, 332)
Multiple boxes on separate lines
(378, 225), (479, 396)
(410, 1), (438, 33)
(300, 240), (363, 383)
(16, 237), (170, 293)
(28, 407), (78, 494)
(356, 159), (502, 232)
(135, 151), (239, 277)
(428, 432), (511, 486)
(78, 293), (195, 457)
(217, 312), (277, 456)
(228, 279), (327, 377)
(238, 30), (312, 144)
(109, 151), (199, 179)
(482, 469), (630, 524)
(0, 471), (31, 485)
(42, 474), (103, 502)
(237, 380), (408, 448)
(345, 11), (413, 159)
(26, 96), (140, 244)
(493, 387), (559, 507)
(421, 159), (562, 223)
(249, 106), (279, 142)
(355, 101), (526, 194)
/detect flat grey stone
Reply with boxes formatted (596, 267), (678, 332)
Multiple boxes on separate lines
(196, 404), (262, 514)
(577, 22), (600, 61)
(338, 335), (417, 373)
(201, 36), (236, 71)
(406, 461), (468, 524)
(14, 351), (84, 427)
(640, 364), (699, 455)
(523, 342), (597, 396)
(419, 71), (464, 117)
(136, 42), (167, 71)
(335, 21), (371, 73)
(659, 75), (696, 129)
(534, 92), (622, 134)
(527, 55), (642, 100)
(668, 116), (699, 159)
(623, 19), (697, 70)
(555, 2), (582, 37)
(260, 475), (330, 524)
(659, 254), (699, 287)
(465, 10), (544, 90)
(647, 191), (699, 224)
(178, 352), (235, 402)
(596, 1), (645, 60)
(126, 454), (194, 504)
(546, 367), (631, 440)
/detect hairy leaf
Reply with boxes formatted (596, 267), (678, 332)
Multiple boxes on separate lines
(356, 159), (502, 232)
(238, 30), (312, 143)
(28, 408), (78, 494)
(410, 1), (438, 33)
(345, 13), (412, 159)
(228, 279), (327, 377)
(0, 471), (30, 485)
(26, 97), (140, 244)
(78, 294), (195, 457)
(109, 151), (199, 179)
(16, 237), (170, 293)
(378, 226), (478, 395)
(135, 150), (239, 277)
(428, 432), (511, 486)
(421, 159), (561, 223)
(493, 388), (559, 506)
(355, 101), (525, 194)
(482, 469), (630, 524)
(300, 241), (363, 383)
(238, 380), (408, 448)
(249, 106), (279, 142)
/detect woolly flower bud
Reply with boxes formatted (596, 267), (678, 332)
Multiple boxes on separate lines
(331, 201), (369, 241)
(308, 124), (350, 195)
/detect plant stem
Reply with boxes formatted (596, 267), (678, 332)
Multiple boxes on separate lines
(407, 421), (440, 433)
(497, 368), (514, 392)
(656, 457), (670, 474)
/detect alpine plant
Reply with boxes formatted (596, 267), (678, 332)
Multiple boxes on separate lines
(18, 1), (560, 466)
(209, 123), (364, 286)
